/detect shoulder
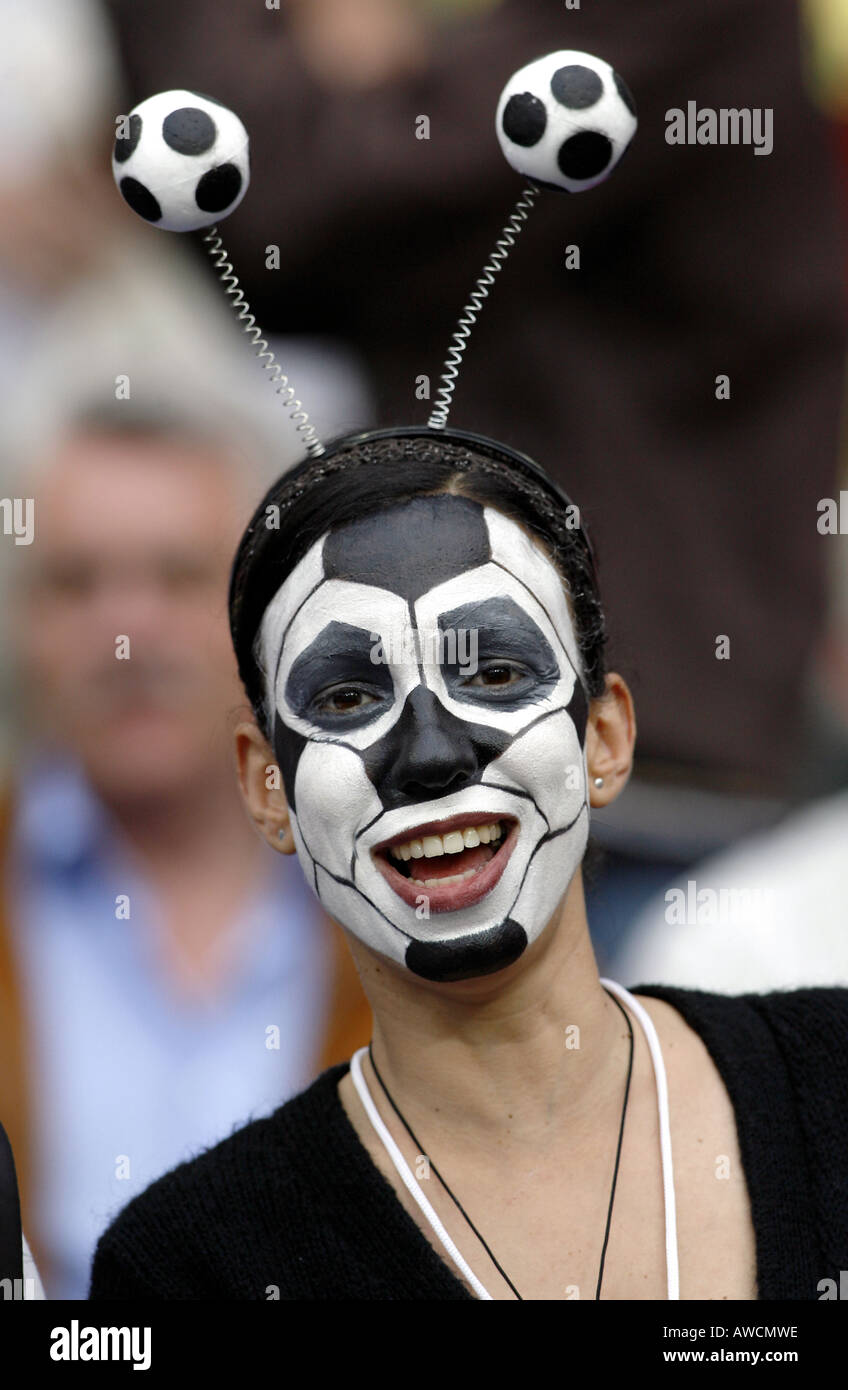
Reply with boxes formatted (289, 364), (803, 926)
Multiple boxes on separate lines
(634, 982), (848, 1055)
(634, 983), (848, 1165)
(634, 984), (848, 1289)
(89, 1064), (350, 1300)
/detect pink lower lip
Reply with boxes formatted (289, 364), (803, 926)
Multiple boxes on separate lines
(373, 821), (519, 913)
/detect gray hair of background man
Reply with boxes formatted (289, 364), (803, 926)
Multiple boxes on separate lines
(0, 359), (299, 764)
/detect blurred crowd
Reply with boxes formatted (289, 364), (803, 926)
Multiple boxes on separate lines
(0, 0), (845, 1298)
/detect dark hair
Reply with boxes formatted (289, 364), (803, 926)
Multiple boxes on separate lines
(228, 427), (607, 735)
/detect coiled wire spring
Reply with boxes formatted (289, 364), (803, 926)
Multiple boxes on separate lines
(203, 227), (325, 458)
(427, 185), (539, 431)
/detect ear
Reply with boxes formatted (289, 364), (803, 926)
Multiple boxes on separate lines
(585, 672), (636, 808)
(234, 720), (296, 853)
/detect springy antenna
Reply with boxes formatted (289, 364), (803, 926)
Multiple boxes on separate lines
(427, 185), (538, 431)
(204, 227), (325, 458)
(111, 89), (326, 459)
(429, 48), (638, 430)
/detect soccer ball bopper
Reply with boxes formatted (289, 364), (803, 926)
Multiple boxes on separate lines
(111, 89), (325, 457)
(427, 51), (637, 430)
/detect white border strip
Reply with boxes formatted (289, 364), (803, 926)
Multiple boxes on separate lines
(350, 1047), (494, 1299)
(601, 978), (680, 1300)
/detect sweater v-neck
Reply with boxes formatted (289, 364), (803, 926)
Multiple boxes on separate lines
(310, 985), (822, 1300)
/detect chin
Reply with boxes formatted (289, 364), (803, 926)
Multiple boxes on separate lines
(404, 916), (529, 983)
(341, 866), (576, 995)
(83, 723), (208, 802)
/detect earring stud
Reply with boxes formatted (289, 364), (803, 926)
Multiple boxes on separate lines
(593, 777), (604, 788)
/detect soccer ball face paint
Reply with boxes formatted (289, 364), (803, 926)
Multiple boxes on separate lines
(257, 495), (590, 982)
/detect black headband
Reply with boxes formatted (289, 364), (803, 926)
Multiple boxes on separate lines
(267, 423), (596, 565)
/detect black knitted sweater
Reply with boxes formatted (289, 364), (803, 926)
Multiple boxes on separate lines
(88, 986), (848, 1300)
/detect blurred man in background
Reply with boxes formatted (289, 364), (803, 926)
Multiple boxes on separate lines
(0, 390), (370, 1299)
(0, 0), (374, 1299)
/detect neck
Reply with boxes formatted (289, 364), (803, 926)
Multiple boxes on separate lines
(349, 875), (631, 1149)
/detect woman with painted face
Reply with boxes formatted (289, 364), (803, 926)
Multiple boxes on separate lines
(90, 428), (848, 1301)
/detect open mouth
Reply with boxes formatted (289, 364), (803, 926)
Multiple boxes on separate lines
(372, 812), (519, 913)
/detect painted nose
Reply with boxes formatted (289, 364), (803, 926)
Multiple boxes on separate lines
(365, 685), (510, 811)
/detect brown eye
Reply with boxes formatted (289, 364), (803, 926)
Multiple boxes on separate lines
(467, 663), (523, 688)
(318, 687), (376, 714)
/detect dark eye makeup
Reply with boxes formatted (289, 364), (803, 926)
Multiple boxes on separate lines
(438, 598), (560, 708)
(285, 599), (561, 725)
(312, 684), (381, 717)
(285, 620), (393, 726)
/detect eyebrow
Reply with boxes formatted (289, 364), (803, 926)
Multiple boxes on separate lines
(437, 598), (559, 671)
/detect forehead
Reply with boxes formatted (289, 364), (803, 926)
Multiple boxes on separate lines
(36, 431), (243, 555)
(323, 494), (490, 603)
(258, 493), (580, 674)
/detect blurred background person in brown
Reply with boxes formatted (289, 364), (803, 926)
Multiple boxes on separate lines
(104, 0), (848, 970)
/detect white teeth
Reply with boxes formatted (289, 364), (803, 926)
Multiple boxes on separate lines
(419, 867), (479, 888)
(388, 820), (505, 861)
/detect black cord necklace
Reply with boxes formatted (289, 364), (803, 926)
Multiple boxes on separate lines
(367, 986), (634, 1301)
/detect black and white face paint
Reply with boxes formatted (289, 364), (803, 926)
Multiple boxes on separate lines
(257, 495), (590, 982)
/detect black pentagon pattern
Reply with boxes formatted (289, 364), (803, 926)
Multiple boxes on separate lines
(162, 106), (217, 156)
(566, 676), (588, 745)
(558, 131), (613, 182)
(285, 620), (393, 729)
(272, 710), (308, 815)
(118, 176), (162, 223)
(614, 70), (637, 117)
(502, 92), (547, 148)
(323, 494), (490, 606)
(195, 163), (243, 212)
(406, 918), (528, 982)
(550, 64), (603, 111)
(362, 685), (511, 813)
(113, 112), (142, 164)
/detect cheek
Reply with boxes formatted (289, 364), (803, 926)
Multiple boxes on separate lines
(290, 740), (383, 877)
(484, 708), (586, 831)
(21, 603), (91, 675)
